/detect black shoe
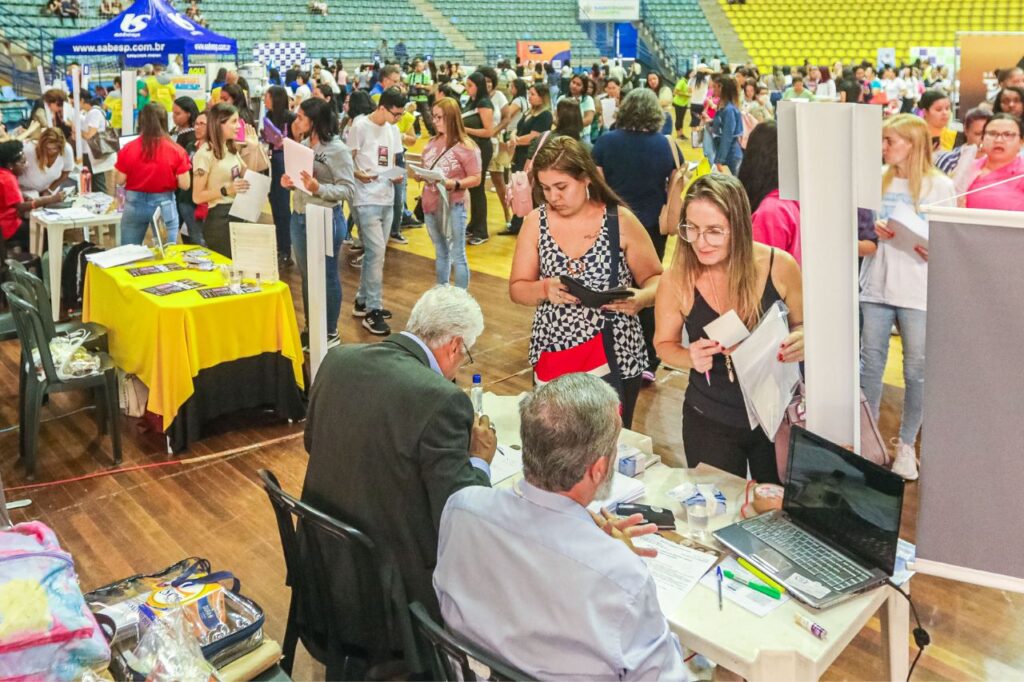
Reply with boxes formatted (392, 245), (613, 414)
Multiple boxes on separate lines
(353, 301), (392, 318)
(389, 233), (409, 245)
(300, 330), (310, 353)
(498, 227), (519, 236)
(362, 309), (391, 336)
(326, 332), (341, 348)
(401, 215), (423, 227)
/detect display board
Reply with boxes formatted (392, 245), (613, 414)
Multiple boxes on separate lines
(578, 0), (640, 22)
(252, 42), (309, 71)
(909, 46), (957, 68)
(914, 206), (1024, 592)
(957, 32), (1024, 116)
(516, 41), (571, 67)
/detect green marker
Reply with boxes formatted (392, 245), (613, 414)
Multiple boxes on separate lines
(724, 570), (782, 599)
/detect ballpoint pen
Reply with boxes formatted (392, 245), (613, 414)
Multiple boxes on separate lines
(715, 566), (723, 610)
(724, 570), (782, 599)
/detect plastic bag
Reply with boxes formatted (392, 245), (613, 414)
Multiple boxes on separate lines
(123, 605), (218, 682)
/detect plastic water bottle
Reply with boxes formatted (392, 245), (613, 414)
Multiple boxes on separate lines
(470, 374), (483, 415)
(79, 166), (92, 195)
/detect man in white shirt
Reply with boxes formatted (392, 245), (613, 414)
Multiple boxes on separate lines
(348, 87), (407, 335)
(434, 373), (687, 681)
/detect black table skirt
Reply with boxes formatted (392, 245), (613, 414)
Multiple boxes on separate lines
(167, 352), (306, 452)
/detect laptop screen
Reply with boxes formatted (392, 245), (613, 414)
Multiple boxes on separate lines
(783, 426), (905, 575)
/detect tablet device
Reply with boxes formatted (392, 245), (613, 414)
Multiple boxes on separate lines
(559, 275), (634, 308)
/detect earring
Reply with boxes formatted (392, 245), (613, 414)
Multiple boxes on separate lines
(585, 185), (591, 201)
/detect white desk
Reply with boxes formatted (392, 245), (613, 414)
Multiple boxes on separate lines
(28, 210), (122, 321)
(482, 392), (910, 681)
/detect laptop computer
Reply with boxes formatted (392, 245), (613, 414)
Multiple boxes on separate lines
(714, 426), (905, 609)
(150, 206), (168, 259)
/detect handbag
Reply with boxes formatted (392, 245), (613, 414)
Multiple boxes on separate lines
(86, 127), (119, 158)
(658, 135), (689, 235)
(412, 143), (454, 223)
(534, 208), (625, 399)
(690, 127), (704, 148)
(774, 384), (890, 481)
(117, 369), (149, 417)
(507, 130), (550, 218)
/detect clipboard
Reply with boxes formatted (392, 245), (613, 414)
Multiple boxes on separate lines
(559, 275), (634, 308)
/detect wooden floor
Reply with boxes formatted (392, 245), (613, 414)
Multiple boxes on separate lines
(2, 179), (1022, 681)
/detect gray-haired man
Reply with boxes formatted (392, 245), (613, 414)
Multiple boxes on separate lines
(434, 373), (687, 681)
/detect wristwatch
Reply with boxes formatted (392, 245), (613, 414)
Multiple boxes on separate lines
(220, 185), (229, 197)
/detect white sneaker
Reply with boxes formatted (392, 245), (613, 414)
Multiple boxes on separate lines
(891, 440), (919, 481)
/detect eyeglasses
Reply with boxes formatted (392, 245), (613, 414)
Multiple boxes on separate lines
(679, 223), (729, 246)
(461, 341), (474, 367)
(983, 131), (1021, 141)
(387, 107), (405, 119)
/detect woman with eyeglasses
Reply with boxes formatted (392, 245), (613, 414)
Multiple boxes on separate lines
(653, 174), (803, 483)
(964, 114), (1024, 212)
(861, 114), (955, 481)
(414, 97), (481, 289)
(509, 136), (662, 428)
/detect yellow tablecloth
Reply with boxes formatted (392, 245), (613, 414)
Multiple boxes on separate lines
(83, 246), (304, 430)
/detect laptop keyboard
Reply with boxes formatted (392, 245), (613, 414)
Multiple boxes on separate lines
(744, 516), (872, 592)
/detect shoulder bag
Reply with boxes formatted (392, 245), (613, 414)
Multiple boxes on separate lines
(507, 130), (550, 218)
(658, 135), (690, 235)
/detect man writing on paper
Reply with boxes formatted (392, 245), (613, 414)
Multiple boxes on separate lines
(302, 285), (497, 630)
(434, 373), (687, 681)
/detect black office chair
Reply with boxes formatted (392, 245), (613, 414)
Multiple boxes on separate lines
(6, 259), (108, 352)
(408, 602), (533, 682)
(3, 281), (121, 479)
(257, 469), (421, 681)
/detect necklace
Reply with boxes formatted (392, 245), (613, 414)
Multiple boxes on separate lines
(707, 273), (735, 383)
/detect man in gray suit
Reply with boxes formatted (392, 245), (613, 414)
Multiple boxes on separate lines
(301, 285), (497, 630)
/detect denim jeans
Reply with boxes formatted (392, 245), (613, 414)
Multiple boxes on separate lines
(291, 205), (346, 334)
(860, 302), (927, 444)
(121, 190), (178, 245)
(391, 174), (408, 237)
(353, 204), (393, 311)
(269, 150), (292, 257)
(424, 202), (469, 288)
(177, 200), (203, 245)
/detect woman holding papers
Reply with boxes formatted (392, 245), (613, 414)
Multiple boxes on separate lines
(114, 103), (191, 245)
(281, 97), (355, 348)
(509, 136), (663, 428)
(414, 97), (481, 289)
(191, 103), (252, 256)
(964, 114), (1024, 212)
(262, 86), (296, 264)
(653, 174), (803, 484)
(861, 114), (955, 481)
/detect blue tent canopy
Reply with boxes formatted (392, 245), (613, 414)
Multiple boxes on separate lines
(52, 0), (236, 67)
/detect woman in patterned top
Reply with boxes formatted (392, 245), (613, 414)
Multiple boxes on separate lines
(509, 136), (663, 428)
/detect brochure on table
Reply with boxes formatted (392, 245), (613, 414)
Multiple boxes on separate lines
(229, 222), (279, 283)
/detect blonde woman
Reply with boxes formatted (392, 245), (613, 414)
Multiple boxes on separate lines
(860, 114), (955, 481)
(414, 97), (482, 289)
(653, 174), (803, 483)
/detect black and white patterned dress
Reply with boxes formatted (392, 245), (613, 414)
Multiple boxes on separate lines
(528, 205), (647, 379)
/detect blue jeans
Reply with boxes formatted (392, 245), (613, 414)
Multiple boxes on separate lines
(177, 200), (203, 245)
(353, 204), (393, 311)
(860, 302), (927, 444)
(121, 190), (178, 245)
(424, 202), (469, 288)
(269, 150), (292, 257)
(391, 174), (408, 236)
(291, 205), (346, 334)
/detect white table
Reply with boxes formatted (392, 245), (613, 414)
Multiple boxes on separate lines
(28, 210), (122, 321)
(482, 392), (910, 681)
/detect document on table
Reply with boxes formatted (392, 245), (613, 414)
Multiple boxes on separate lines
(885, 203), (929, 255)
(408, 164), (445, 183)
(633, 535), (718, 609)
(481, 392), (528, 448)
(698, 556), (790, 616)
(86, 244), (154, 268)
(730, 300), (801, 440)
(704, 309), (751, 348)
(283, 138), (314, 194)
(229, 222), (279, 283)
(39, 206), (95, 221)
(229, 170), (272, 223)
(489, 444), (523, 485)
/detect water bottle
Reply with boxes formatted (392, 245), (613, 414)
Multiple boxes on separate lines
(79, 166), (92, 195)
(470, 374), (483, 415)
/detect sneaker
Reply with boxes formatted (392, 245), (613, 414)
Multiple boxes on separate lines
(468, 236), (489, 246)
(389, 233), (409, 245)
(890, 439), (919, 481)
(352, 301), (392, 318)
(349, 253), (364, 268)
(326, 332), (341, 348)
(349, 242), (364, 252)
(362, 309), (391, 336)
(498, 224), (518, 236)
(401, 215), (423, 228)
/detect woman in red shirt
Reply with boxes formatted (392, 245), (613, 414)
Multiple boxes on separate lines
(114, 103), (191, 245)
(0, 140), (67, 256)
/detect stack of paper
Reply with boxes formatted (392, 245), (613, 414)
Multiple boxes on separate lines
(489, 444), (524, 485)
(885, 203), (929, 255)
(39, 206), (95, 221)
(633, 535), (719, 608)
(730, 300), (802, 440)
(587, 472), (646, 513)
(86, 244), (153, 268)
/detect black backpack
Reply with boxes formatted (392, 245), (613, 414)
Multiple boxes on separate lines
(61, 241), (104, 314)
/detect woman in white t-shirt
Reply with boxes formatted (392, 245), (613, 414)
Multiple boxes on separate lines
(80, 94), (116, 193)
(565, 74), (596, 146)
(860, 114), (955, 482)
(19, 127), (74, 198)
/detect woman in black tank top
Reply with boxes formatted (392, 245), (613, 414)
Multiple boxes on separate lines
(654, 175), (805, 484)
